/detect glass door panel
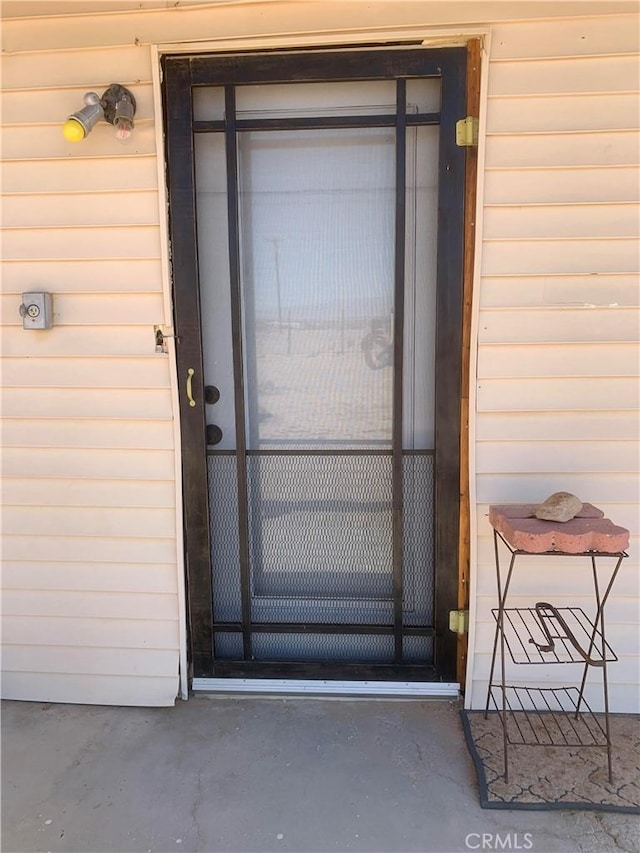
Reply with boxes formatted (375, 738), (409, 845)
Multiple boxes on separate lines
(237, 127), (395, 449)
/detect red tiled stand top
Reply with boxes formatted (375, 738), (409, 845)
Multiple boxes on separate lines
(489, 504), (630, 554)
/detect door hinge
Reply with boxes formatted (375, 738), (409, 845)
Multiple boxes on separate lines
(456, 116), (478, 147)
(449, 609), (469, 635)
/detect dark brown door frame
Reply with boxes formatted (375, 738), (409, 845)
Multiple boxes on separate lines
(163, 46), (467, 683)
(458, 38), (482, 689)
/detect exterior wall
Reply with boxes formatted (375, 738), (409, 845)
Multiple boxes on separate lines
(1, 44), (182, 706)
(1, 1), (638, 709)
(469, 14), (640, 712)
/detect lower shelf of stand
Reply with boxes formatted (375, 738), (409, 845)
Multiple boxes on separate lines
(488, 685), (608, 747)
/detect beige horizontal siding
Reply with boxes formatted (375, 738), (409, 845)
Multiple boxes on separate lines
(2, 356), (170, 387)
(476, 410), (640, 441)
(2, 615), (179, 648)
(484, 130), (640, 168)
(483, 203), (640, 240)
(476, 474), (639, 505)
(476, 440), (638, 474)
(481, 237), (638, 274)
(476, 377), (639, 411)
(2, 190), (161, 227)
(2, 418), (175, 449)
(488, 54), (639, 95)
(2, 327), (162, 356)
(477, 343), (640, 377)
(1, 672), (177, 706)
(2, 562), (179, 593)
(489, 14), (640, 59)
(2, 478), (176, 507)
(2, 646), (179, 678)
(1, 3), (636, 52)
(3, 506), (177, 538)
(2, 447), (176, 479)
(478, 308), (638, 343)
(480, 274), (639, 308)
(2, 259), (163, 292)
(3, 535), (177, 564)
(1, 156), (159, 193)
(484, 165), (640, 204)
(0, 43), (153, 88)
(1, 3), (638, 712)
(2, 389), (174, 419)
(2, 590), (178, 620)
(0, 35), (179, 706)
(1, 225), (161, 261)
(487, 92), (639, 133)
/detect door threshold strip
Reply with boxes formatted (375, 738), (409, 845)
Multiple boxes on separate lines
(192, 678), (459, 698)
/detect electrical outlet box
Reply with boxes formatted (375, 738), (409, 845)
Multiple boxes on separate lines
(20, 292), (53, 330)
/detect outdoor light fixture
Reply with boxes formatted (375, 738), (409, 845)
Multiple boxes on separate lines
(62, 84), (137, 143)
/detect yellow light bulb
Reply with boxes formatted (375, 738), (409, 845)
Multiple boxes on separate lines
(62, 118), (86, 142)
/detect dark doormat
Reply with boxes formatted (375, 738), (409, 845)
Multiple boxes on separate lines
(461, 709), (640, 813)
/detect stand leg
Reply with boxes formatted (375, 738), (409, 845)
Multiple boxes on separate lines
(484, 531), (502, 718)
(499, 572), (510, 784)
(485, 531), (517, 783)
(575, 554), (623, 720)
(592, 555), (613, 784)
(601, 614), (613, 785)
(576, 554), (623, 784)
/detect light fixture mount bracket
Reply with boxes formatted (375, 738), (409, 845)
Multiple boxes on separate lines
(101, 83), (136, 125)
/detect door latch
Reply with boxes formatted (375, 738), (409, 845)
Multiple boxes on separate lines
(154, 325), (177, 353)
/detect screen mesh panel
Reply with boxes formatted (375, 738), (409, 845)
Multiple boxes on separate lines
(208, 454), (242, 622)
(208, 451), (434, 661)
(247, 453), (393, 625)
(403, 453), (434, 625)
(403, 635), (434, 664)
(252, 632), (396, 663)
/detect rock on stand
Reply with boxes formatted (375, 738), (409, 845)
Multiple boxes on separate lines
(535, 492), (583, 523)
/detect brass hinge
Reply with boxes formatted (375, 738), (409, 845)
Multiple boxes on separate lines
(449, 609), (469, 635)
(456, 116), (478, 147)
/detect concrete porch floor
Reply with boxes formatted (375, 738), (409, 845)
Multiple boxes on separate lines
(1, 696), (638, 853)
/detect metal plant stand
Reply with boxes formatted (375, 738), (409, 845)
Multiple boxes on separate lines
(485, 505), (629, 785)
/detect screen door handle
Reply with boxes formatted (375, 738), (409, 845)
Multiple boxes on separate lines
(186, 367), (196, 407)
